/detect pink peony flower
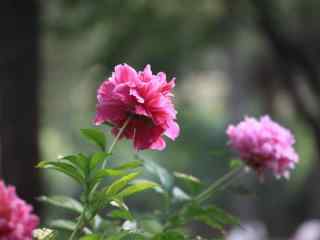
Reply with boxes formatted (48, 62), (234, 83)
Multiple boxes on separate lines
(94, 64), (180, 151)
(227, 116), (299, 178)
(0, 180), (39, 240)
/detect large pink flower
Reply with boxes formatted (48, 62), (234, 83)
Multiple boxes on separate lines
(94, 64), (180, 150)
(227, 116), (299, 178)
(0, 180), (39, 240)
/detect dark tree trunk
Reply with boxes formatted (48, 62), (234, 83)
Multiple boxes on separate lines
(0, 0), (41, 213)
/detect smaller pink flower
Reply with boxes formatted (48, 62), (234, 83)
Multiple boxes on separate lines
(0, 180), (39, 240)
(227, 116), (299, 178)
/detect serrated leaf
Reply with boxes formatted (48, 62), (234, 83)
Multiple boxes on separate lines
(117, 180), (159, 199)
(38, 195), (83, 213)
(37, 160), (84, 184)
(105, 172), (141, 196)
(81, 128), (106, 151)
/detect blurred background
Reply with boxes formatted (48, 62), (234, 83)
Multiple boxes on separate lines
(1, 0), (320, 239)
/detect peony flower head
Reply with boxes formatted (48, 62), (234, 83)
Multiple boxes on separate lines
(0, 180), (39, 240)
(227, 116), (299, 178)
(94, 64), (180, 151)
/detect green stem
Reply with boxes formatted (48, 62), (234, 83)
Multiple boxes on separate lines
(69, 117), (132, 239)
(102, 117), (132, 169)
(69, 211), (86, 240)
(195, 166), (244, 203)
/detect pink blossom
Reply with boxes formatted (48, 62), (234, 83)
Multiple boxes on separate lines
(227, 116), (299, 178)
(0, 180), (39, 240)
(94, 64), (180, 150)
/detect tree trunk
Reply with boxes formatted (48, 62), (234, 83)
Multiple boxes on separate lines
(0, 0), (41, 213)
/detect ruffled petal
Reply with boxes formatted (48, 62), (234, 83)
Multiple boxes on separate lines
(165, 120), (180, 140)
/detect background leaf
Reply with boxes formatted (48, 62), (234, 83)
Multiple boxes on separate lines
(81, 128), (106, 151)
(117, 180), (159, 199)
(38, 195), (84, 213)
(142, 159), (174, 192)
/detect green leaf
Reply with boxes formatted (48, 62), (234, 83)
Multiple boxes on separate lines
(173, 172), (203, 195)
(229, 159), (243, 169)
(183, 203), (240, 230)
(121, 233), (146, 240)
(152, 231), (185, 240)
(172, 187), (191, 202)
(113, 160), (144, 170)
(37, 160), (84, 184)
(80, 234), (102, 240)
(50, 219), (76, 232)
(38, 195), (83, 213)
(81, 128), (106, 151)
(173, 172), (201, 184)
(62, 154), (88, 172)
(110, 199), (129, 210)
(139, 219), (163, 234)
(93, 168), (128, 178)
(90, 152), (111, 170)
(108, 209), (133, 220)
(106, 232), (146, 240)
(89, 169), (128, 188)
(206, 205), (240, 226)
(105, 172), (141, 196)
(117, 180), (159, 199)
(142, 159), (174, 192)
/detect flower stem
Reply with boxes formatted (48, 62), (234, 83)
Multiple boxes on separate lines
(195, 166), (244, 203)
(69, 117), (131, 240)
(102, 117), (132, 169)
(69, 211), (86, 240)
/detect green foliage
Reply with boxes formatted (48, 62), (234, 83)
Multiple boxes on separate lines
(80, 235), (102, 240)
(38, 196), (83, 213)
(229, 159), (243, 170)
(50, 220), (77, 232)
(152, 231), (185, 240)
(81, 128), (106, 151)
(38, 128), (244, 239)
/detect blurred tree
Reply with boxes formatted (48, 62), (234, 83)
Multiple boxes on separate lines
(249, 0), (320, 217)
(0, 0), (42, 212)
